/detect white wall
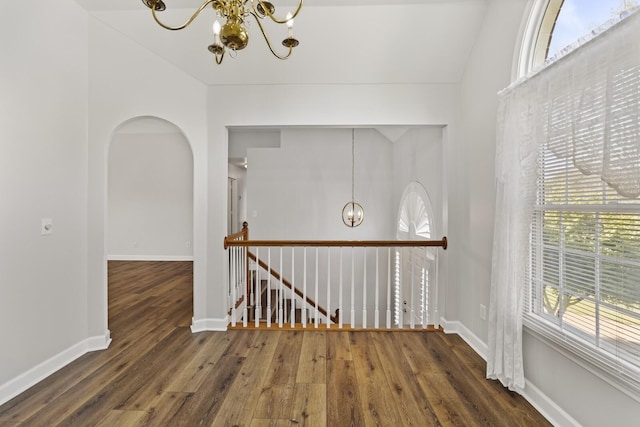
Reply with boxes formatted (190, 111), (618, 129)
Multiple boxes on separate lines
(208, 83), (458, 326)
(108, 129), (193, 260)
(392, 127), (444, 235)
(456, 0), (526, 346)
(0, 0), (91, 395)
(87, 15), (209, 335)
(456, 0), (640, 424)
(248, 128), (394, 240)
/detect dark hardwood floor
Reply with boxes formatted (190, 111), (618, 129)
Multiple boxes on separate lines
(0, 261), (550, 426)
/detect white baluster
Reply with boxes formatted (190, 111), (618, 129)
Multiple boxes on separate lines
(279, 247), (283, 328)
(386, 247), (391, 329)
(231, 247), (237, 327)
(255, 247), (261, 328)
(314, 247), (319, 328)
(327, 247), (331, 329)
(351, 246), (355, 328)
(242, 245), (248, 327)
(250, 243), (254, 307)
(267, 248), (271, 328)
(339, 247), (343, 329)
(434, 251), (439, 329)
(421, 249), (426, 329)
(375, 248), (379, 329)
(399, 248), (404, 328)
(291, 248), (296, 328)
(362, 247), (367, 329)
(302, 247), (307, 328)
(227, 248), (231, 316)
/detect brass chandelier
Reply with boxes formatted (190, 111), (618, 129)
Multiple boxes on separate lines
(142, 0), (303, 64)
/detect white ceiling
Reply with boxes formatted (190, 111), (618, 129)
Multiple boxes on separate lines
(76, 0), (487, 86)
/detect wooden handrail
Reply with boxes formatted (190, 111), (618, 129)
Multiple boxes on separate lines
(226, 221), (249, 242)
(225, 236), (447, 250)
(247, 251), (339, 324)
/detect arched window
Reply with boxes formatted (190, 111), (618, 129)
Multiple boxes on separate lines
(506, 0), (640, 396)
(394, 182), (437, 327)
(518, 0), (638, 76)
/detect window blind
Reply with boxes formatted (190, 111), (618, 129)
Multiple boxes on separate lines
(523, 10), (640, 394)
(528, 143), (640, 388)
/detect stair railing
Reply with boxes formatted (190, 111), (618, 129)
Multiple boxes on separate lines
(224, 226), (448, 330)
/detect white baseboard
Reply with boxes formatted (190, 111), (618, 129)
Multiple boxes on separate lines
(522, 379), (580, 427)
(0, 331), (112, 406)
(107, 255), (194, 261)
(439, 317), (488, 360)
(190, 316), (229, 332)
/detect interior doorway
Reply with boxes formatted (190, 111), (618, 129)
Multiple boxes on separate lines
(228, 177), (238, 235)
(107, 116), (194, 333)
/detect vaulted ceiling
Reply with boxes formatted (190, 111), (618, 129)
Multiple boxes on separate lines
(75, 0), (488, 86)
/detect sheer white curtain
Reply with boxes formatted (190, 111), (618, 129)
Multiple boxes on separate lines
(487, 9), (640, 392)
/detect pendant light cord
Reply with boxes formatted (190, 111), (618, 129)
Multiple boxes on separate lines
(351, 128), (355, 202)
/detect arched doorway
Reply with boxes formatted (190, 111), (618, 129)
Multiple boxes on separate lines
(107, 116), (194, 332)
(395, 181), (437, 328)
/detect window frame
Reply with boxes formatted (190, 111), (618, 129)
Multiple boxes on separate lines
(518, 0), (640, 402)
(516, 0), (563, 78)
(525, 146), (640, 398)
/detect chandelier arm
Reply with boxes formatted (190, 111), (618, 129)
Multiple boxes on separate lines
(251, 0), (303, 24)
(150, 0), (221, 31)
(250, 12), (294, 60)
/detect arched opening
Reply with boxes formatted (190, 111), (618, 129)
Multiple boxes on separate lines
(107, 116), (194, 335)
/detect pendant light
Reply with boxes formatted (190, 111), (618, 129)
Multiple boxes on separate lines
(342, 129), (364, 227)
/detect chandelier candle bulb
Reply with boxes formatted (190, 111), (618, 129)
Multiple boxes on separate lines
(286, 12), (294, 36)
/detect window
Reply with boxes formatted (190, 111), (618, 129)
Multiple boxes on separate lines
(546, 0), (639, 59)
(395, 182), (436, 327)
(520, 2), (640, 393)
(519, 0), (639, 76)
(528, 143), (640, 386)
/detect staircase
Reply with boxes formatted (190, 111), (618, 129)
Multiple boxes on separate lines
(246, 283), (299, 324)
(245, 279), (328, 327)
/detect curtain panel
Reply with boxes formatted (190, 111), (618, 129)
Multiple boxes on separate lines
(487, 9), (640, 392)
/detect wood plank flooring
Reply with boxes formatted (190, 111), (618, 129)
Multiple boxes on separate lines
(0, 261), (551, 426)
